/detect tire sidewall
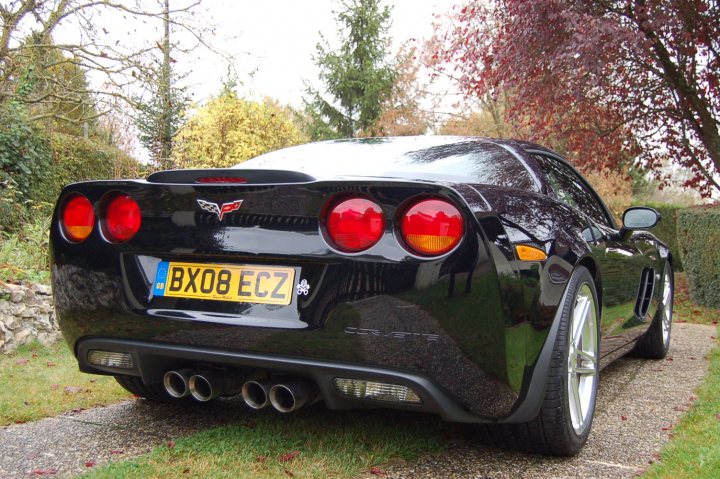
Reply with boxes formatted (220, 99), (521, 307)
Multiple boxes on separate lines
(560, 266), (600, 448)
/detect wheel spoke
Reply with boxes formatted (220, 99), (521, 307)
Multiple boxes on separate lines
(577, 349), (595, 364)
(575, 366), (596, 375)
(573, 296), (590, 345)
(570, 374), (583, 420)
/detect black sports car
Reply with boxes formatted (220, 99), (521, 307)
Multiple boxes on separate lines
(50, 136), (673, 456)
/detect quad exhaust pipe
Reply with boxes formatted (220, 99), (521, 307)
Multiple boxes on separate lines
(163, 369), (193, 398)
(188, 372), (243, 402)
(162, 369), (242, 401)
(241, 378), (275, 409)
(163, 370), (318, 411)
(268, 380), (318, 413)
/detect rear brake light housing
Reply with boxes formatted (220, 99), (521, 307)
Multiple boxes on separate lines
(60, 193), (95, 242)
(325, 197), (385, 252)
(101, 194), (141, 243)
(400, 198), (465, 256)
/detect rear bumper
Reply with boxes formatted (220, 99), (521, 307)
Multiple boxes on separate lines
(78, 337), (486, 423)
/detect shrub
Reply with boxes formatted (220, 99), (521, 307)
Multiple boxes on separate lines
(32, 133), (141, 207)
(634, 202), (685, 272)
(677, 205), (720, 308)
(0, 101), (52, 231)
(583, 168), (632, 224)
(0, 214), (51, 284)
(172, 93), (304, 168)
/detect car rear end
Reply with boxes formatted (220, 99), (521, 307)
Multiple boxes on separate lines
(50, 166), (546, 422)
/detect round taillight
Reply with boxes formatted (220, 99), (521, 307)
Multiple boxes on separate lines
(61, 194), (95, 242)
(103, 194), (141, 243)
(401, 198), (464, 256)
(326, 197), (385, 252)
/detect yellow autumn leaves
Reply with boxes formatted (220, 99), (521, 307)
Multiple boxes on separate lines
(172, 92), (304, 169)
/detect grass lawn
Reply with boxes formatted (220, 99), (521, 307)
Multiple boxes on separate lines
(0, 341), (132, 425)
(82, 410), (449, 479)
(640, 274), (720, 479)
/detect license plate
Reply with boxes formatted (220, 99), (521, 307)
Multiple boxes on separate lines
(152, 262), (296, 305)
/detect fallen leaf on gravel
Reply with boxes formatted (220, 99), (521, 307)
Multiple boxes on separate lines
(168, 439), (175, 449)
(284, 470), (295, 477)
(661, 425), (673, 431)
(30, 469), (57, 476)
(255, 456), (268, 464)
(621, 415), (628, 421)
(63, 386), (83, 394)
(14, 420), (26, 424)
(85, 461), (96, 468)
(666, 357), (674, 361)
(689, 357), (696, 360)
(370, 466), (387, 476)
(110, 450), (124, 455)
(673, 406), (686, 412)
(70, 408), (85, 414)
(50, 384), (59, 391)
(279, 451), (300, 462)
(46, 362), (56, 367)
(15, 358), (29, 365)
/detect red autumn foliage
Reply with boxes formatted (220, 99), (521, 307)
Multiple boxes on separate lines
(279, 451), (300, 462)
(433, 0), (720, 196)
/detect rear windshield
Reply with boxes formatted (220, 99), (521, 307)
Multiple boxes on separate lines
(239, 138), (537, 190)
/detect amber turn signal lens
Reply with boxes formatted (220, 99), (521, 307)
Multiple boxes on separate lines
(400, 198), (464, 256)
(61, 194), (95, 242)
(516, 245), (547, 261)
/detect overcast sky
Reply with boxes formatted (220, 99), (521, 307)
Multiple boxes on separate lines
(179, 0), (455, 107)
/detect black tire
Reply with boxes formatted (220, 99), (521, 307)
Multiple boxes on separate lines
(115, 375), (180, 403)
(487, 266), (600, 456)
(633, 261), (673, 359)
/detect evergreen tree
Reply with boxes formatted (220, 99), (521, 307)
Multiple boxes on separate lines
(134, 0), (189, 170)
(304, 0), (396, 139)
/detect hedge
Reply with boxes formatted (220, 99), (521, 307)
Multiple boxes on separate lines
(677, 205), (720, 309)
(636, 203), (685, 272)
(32, 133), (142, 206)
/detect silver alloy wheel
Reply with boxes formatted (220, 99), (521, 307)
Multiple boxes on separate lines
(567, 283), (598, 435)
(661, 267), (673, 344)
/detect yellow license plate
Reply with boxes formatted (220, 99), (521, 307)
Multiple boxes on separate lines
(152, 262), (296, 305)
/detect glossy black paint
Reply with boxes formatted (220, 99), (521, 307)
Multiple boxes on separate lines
(50, 136), (670, 423)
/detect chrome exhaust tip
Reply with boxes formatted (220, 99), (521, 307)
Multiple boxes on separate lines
(188, 373), (243, 402)
(163, 369), (193, 398)
(241, 379), (274, 409)
(269, 380), (318, 413)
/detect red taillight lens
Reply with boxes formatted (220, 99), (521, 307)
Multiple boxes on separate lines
(401, 198), (464, 256)
(61, 194), (95, 242)
(326, 197), (385, 252)
(103, 194), (141, 243)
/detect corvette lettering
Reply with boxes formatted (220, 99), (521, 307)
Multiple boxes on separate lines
(344, 326), (440, 342)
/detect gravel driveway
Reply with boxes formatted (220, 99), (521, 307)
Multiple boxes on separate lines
(0, 322), (714, 478)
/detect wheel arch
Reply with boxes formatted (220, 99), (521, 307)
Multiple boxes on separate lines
(576, 256), (602, 316)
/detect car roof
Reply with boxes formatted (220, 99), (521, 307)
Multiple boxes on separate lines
(238, 136), (550, 190)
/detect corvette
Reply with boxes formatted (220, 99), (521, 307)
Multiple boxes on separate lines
(50, 136), (673, 455)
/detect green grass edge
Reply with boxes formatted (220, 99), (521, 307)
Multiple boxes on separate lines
(640, 322), (720, 479)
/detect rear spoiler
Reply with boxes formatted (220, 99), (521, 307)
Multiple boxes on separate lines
(146, 169), (315, 185)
